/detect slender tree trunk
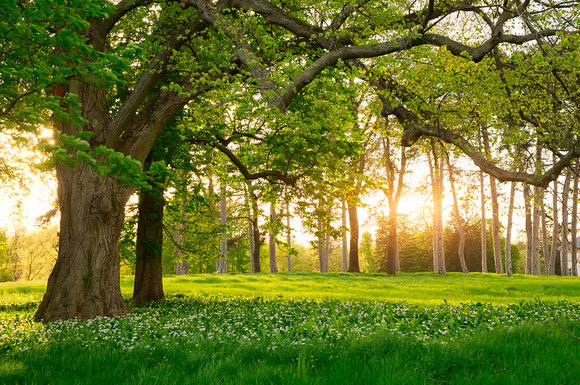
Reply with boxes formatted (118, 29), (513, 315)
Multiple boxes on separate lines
(347, 195), (360, 273)
(247, 186), (261, 273)
(35, 163), (130, 321)
(540, 198), (549, 275)
(133, 153), (165, 305)
(505, 182), (516, 277)
(480, 171), (488, 273)
(318, 207), (329, 273)
(428, 141), (446, 275)
(341, 198), (348, 272)
(561, 171), (571, 276)
(547, 169), (558, 276)
(572, 168), (579, 276)
(445, 150), (468, 273)
(489, 175), (504, 274)
(217, 184), (227, 273)
(286, 198), (292, 273)
(524, 184), (535, 275)
(249, 217), (255, 272)
(269, 201), (278, 273)
(529, 184), (542, 275)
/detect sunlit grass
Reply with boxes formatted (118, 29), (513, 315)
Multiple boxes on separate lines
(1, 273), (579, 384)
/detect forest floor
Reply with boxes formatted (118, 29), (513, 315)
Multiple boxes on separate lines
(1, 273), (579, 384)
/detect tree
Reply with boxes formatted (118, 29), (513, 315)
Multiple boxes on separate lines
(9, 0), (571, 321)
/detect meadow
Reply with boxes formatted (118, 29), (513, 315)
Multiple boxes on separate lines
(1, 273), (579, 384)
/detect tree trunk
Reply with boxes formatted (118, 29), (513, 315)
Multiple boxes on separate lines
(317, 210), (329, 273)
(489, 175), (504, 274)
(523, 184), (535, 275)
(386, 212), (400, 275)
(540, 197), (549, 275)
(347, 195), (360, 273)
(217, 184), (227, 273)
(286, 201), (292, 273)
(571, 168), (579, 276)
(445, 150), (468, 273)
(428, 141), (446, 275)
(269, 201), (278, 273)
(174, 227), (189, 275)
(247, 185), (261, 273)
(505, 182), (516, 277)
(341, 198), (348, 272)
(133, 153), (165, 305)
(480, 171), (488, 273)
(529, 184), (542, 275)
(561, 171), (571, 276)
(547, 167), (558, 276)
(35, 163), (130, 322)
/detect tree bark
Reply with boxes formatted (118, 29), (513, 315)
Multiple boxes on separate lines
(523, 184), (535, 275)
(347, 195), (360, 273)
(217, 184), (227, 273)
(317, 206), (329, 273)
(540, 196), (549, 275)
(133, 153), (165, 305)
(547, 161), (558, 276)
(269, 201), (278, 273)
(382, 133), (405, 275)
(571, 167), (579, 276)
(561, 171), (571, 276)
(428, 141), (446, 275)
(529, 183), (542, 275)
(35, 163), (130, 322)
(505, 182), (516, 277)
(247, 184), (262, 273)
(286, 200), (292, 273)
(489, 175), (504, 274)
(480, 171), (488, 273)
(444, 149), (468, 273)
(341, 198), (348, 272)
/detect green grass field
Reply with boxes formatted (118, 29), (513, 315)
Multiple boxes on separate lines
(1, 273), (579, 384)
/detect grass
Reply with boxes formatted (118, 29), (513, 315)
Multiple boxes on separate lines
(1, 273), (579, 384)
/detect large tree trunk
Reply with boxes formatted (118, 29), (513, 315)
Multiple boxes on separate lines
(341, 198), (348, 272)
(547, 168), (558, 276)
(505, 182), (516, 277)
(269, 201), (278, 273)
(35, 164), (130, 322)
(480, 171), (488, 273)
(540, 197), (549, 275)
(133, 154), (165, 305)
(347, 195), (360, 273)
(133, 153), (165, 304)
(561, 171), (571, 276)
(386, 212), (400, 275)
(445, 150), (468, 273)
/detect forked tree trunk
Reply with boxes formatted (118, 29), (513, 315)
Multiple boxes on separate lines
(269, 201), (278, 273)
(341, 198), (348, 272)
(133, 154), (165, 305)
(445, 150), (468, 273)
(505, 182), (516, 277)
(561, 171), (571, 276)
(480, 171), (488, 273)
(35, 164), (131, 322)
